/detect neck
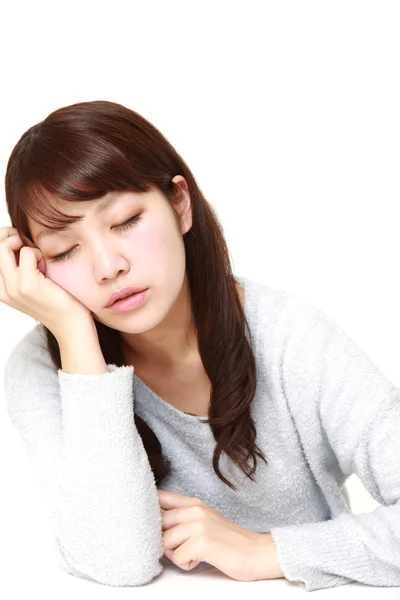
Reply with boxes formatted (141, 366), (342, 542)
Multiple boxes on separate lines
(120, 276), (197, 370)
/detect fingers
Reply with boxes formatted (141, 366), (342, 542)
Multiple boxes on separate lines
(0, 232), (24, 293)
(0, 227), (19, 244)
(18, 246), (43, 294)
(157, 489), (204, 509)
(0, 228), (43, 297)
(162, 505), (207, 533)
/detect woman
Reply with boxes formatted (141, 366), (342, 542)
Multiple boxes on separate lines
(2, 100), (400, 592)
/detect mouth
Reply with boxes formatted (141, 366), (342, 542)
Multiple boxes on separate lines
(106, 287), (147, 308)
(107, 289), (149, 312)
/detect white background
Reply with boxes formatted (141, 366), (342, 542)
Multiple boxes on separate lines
(0, 1), (399, 597)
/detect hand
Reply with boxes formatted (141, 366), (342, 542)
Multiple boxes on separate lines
(157, 489), (285, 582)
(0, 226), (92, 338)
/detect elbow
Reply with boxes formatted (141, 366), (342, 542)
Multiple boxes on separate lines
(55, 536), (164, 586)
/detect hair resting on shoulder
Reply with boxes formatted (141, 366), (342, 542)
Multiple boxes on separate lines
(5, 100), (268, 492)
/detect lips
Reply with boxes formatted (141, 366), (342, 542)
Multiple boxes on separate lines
(106, 287), (147, 307)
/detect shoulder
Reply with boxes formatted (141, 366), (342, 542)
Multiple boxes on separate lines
(240, 275), (324, 344)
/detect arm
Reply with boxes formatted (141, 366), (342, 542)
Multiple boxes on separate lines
(57, 317), (109, 374)
(4, 322), (164, 586)
(269, 303), (400, 592)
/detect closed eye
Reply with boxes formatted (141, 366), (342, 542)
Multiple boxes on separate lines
(48, 214), (143, 263)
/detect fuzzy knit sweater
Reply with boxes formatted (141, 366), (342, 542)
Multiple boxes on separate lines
(3, 275), (400, 592)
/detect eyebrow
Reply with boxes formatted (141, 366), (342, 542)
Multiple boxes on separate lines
(35, 193), (123, 243)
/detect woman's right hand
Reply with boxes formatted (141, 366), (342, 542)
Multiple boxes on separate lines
(0, 226), (93, 339)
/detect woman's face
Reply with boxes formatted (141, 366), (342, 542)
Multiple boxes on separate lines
(27, 176), (193, 333)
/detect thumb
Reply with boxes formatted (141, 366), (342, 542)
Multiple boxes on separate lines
(37, 256), (47, 276)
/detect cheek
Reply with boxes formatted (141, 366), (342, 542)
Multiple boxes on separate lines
(46, 263), (89, 299)
(135, 220), (168, 254)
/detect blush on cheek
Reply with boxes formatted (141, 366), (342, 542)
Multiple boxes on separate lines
(47, 264), (89, 304)
(135, 220), (165, 253)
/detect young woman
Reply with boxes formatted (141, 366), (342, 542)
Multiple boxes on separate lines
(2, 100), (400, 592)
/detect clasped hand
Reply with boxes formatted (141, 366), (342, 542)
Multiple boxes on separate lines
(157, 489), (284, 582)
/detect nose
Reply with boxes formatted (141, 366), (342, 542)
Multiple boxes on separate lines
(92, 242), (130, 282)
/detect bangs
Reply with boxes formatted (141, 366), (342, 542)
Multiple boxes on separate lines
(21, 184), (91, 233)
(15, 127), (152, 239)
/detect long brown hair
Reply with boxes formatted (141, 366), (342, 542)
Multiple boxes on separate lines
(5, 100), (268, 491)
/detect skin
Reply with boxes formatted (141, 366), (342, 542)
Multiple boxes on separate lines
(28, 175), (242, 370)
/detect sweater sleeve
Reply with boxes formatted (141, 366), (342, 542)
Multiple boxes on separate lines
(3, 326), (164, 586)
(270, 303), (400, 592)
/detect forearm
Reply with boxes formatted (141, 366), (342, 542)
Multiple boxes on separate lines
(57, 318), (108, 375)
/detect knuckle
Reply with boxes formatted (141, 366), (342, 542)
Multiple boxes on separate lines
(193, 505), (206, 518)
(5, 234), (22, 247)
(19, 284), (31, 296)
(197, 529), (208, 545)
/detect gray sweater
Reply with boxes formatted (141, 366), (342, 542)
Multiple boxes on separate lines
(3, 275), (400, 592)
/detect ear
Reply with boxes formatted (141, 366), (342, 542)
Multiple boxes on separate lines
(171, 175), (193, 235)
